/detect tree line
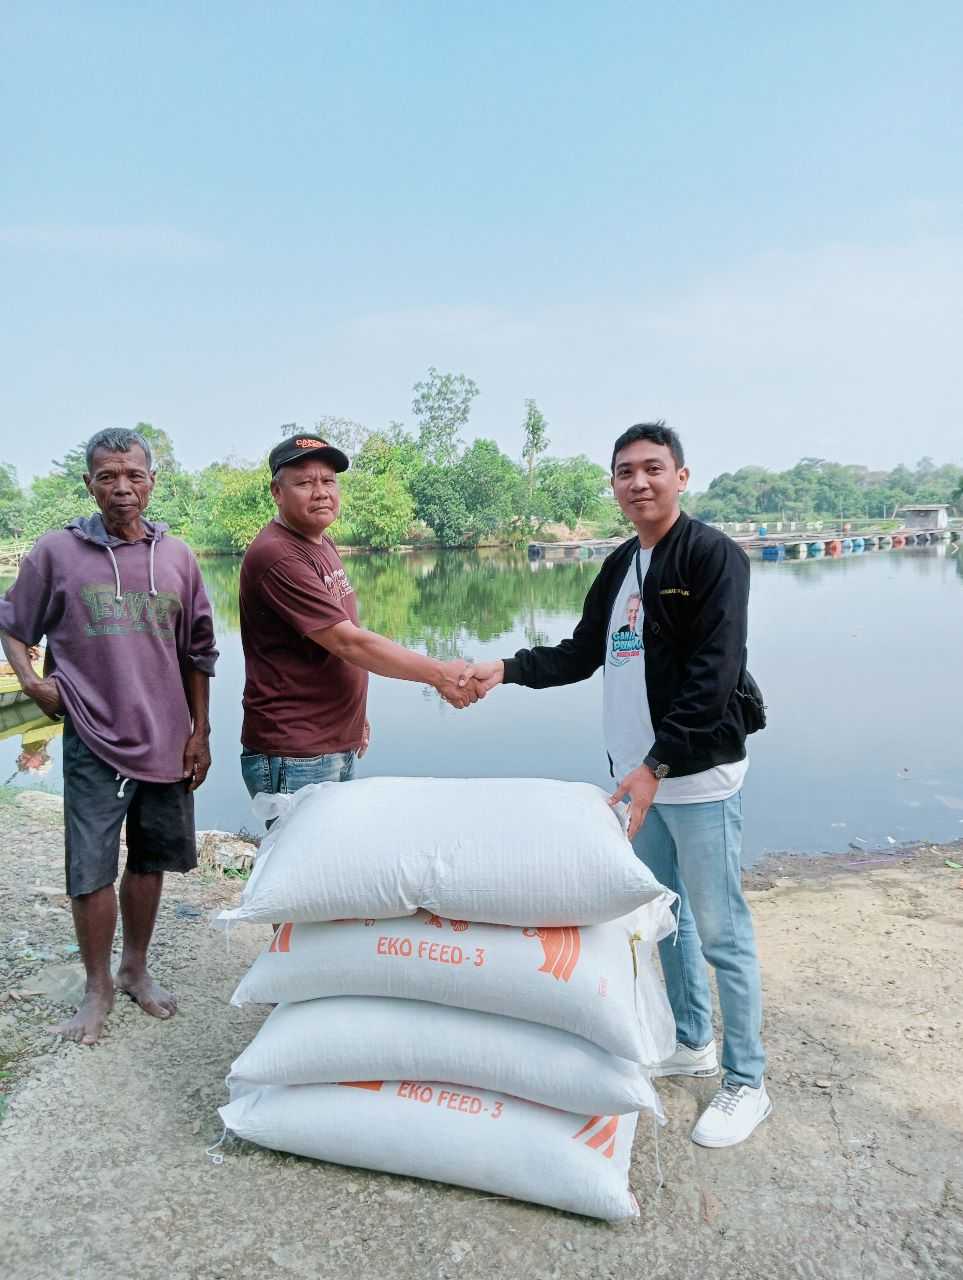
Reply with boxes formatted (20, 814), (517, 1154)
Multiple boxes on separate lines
(1, 372), (960, 551)
(686, 456), (963, 523)
(0, 370), (616, 552)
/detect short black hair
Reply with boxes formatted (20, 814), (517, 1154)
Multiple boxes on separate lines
(611, 421), (684, 471)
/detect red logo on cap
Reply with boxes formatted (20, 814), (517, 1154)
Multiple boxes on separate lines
(295, 437), (327, 449)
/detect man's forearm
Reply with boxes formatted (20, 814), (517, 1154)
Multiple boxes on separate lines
(0, 631), (43, 694)
(185, 666), (211, 735)
(313, 624), (446, 687)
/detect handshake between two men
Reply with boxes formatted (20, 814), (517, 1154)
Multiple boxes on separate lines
(434, 659), (505, 709)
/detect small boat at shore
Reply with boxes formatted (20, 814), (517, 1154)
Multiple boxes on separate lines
(808, 541), (825, 558)
(891, 534), (906, 549)
(850, 537), (865, 553)
(826, 539), (843, 557)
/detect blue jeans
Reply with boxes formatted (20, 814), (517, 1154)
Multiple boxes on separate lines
(240, 748), (356, 806)
(632, 792), (765, 1088)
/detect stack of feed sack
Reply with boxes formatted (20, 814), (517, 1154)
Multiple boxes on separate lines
(217, 777), (677, 1222)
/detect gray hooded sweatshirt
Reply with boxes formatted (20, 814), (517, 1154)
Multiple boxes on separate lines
(0, 513), (218, 782)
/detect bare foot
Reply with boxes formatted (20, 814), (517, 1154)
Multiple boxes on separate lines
(115, 968), (177, 1020)
(50, 985), (114, 1046)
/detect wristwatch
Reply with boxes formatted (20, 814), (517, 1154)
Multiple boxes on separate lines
(643, 754), (670, 780)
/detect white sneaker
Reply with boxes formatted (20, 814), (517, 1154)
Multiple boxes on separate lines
(691, 1081), (772, 1148)
(650, 1041), (719, 1079)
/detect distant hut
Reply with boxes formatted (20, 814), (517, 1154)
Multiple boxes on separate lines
(895, 504), (949, 531)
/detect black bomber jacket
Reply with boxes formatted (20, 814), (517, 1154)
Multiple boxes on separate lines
(502, 511), (765, 778)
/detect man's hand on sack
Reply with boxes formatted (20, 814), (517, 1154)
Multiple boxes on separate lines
(358, 719), (371, 758)
(608, 764), (660, 839)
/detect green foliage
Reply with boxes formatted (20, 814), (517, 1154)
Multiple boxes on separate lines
(412, 367), (479, 466)
(689, 457), (963, 523)
(454, 440), (525, 542)
(135, 422), (178, 471)
(593, 494), (633, 538)
(0, 464), (25, 538)
(335, 468), (416, 550)
(353, 425), (425, 478)
(20, 471), (93, 540)
(7, 401), (959, 558)
(522, 399), (550, 507)
(411, 463), (473, 545)
(411, 440), (524, 546)
(206, 463), (276, 550)
(532, 455), (609, 532)
(51, 442), (89, 485)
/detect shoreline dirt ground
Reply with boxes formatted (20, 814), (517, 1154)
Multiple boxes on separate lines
(1, 789), (961, 1280)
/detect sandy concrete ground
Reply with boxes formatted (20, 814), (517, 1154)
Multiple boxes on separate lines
(1, 789), (961, 1280)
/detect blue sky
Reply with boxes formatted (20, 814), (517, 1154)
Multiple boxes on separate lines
(2, 2), (962, 489)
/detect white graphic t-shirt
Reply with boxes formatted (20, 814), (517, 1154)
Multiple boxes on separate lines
(602, 554), (747, 805)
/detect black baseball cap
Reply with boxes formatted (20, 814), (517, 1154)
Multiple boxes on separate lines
(268, 435), (350, 476)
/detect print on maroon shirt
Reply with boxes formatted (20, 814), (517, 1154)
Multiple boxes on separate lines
(239, 521), (368, 756)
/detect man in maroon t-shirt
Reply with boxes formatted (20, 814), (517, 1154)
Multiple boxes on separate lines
(239, 435), (477, 802)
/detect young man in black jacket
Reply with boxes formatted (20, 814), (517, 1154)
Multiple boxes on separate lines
(466, 422), (770, 1148)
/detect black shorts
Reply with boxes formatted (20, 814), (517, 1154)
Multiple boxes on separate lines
(62, 720), (197, 897)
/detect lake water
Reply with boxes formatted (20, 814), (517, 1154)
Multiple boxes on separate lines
(3, 543), (963, 866)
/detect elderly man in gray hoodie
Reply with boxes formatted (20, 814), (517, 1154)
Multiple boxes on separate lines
(0, 428), (218, 1045)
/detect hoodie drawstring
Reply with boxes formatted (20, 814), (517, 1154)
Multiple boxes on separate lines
(102, 537), (158, 601)
(105, 545), (123, 603)
(114, 772), (130, 799)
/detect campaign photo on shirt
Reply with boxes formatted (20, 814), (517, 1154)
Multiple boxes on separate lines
(608, 592), (642, 667)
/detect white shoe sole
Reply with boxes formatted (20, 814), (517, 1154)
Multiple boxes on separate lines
(650, 1062), (720, 1080)
(690, 1098), (773, 1148)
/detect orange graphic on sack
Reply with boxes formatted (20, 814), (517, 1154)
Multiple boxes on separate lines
(572, 1114), (619, 1159)
(424, 912), (470, 932)
(269, 922), (294, 953)
(339, 1081), (384, 1091)
(523, 925), (581, 981)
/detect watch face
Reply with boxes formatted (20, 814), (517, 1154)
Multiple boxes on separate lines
(656, 764), (670, 779)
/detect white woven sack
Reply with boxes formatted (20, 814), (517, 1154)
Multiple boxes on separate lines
(220, 1081), (641, 1221)
(216, 776), (662, 927)
(231, 897), (677, 1063)
(228, 995), (664, 1118)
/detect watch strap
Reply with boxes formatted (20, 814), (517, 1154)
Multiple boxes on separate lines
(643, 754), (670, 779)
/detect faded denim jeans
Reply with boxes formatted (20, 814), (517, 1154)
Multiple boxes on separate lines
(240, 748), (356, 817)
(632, 792), (765, 1088)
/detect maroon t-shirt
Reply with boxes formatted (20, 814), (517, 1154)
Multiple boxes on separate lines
(240, 520), (368, 755)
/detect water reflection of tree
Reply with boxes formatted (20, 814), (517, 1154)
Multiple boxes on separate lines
(199, 557), (242, 630)
(199, 550), (601, 655)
